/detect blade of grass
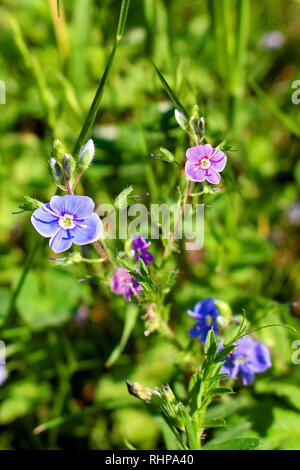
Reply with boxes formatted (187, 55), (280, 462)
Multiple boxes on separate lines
(72, 0), (131, 158)
(152, 62), (188, 119)
(229, 0), (250, 129)
(105, 304), (138, 367)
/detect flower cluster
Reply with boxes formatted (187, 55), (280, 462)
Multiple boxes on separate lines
(110, 237), (154, 301)
(187, 298), (272, 385)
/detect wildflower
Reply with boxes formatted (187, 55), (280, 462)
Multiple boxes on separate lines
(221, 336), (272, 386)
(31, 195), (102, 253)
(0, 364), (7, 387)
(185, 144), (227, 184)
(187, 298), (219, 343)
(110, 267), (142, 301)
(132, 237), (154, 267)
(260, 31), (285, 50)
(80, 139), (95, 169)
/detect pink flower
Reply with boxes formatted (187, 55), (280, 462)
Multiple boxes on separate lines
(110, 267), (142, 301)
(185, 144), (227, 185)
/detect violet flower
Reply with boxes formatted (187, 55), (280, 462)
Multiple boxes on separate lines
(188, 298), (219, 344)
(185, 144), (227, 184)
(31, 195), (102, 253)
(132, 237), (154, 267)
(221, 336), (272, 386)
(110, 267), (142, 301)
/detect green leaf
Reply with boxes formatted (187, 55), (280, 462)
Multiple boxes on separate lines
(206, 387), (234, 399)
(202, 418), (226, 429)
(214, 345), (236, 363)
(203, 437), (260, 450)
(105, 304), (139, 367)
(16, 269), (88, 330)
(204, 328), (217, 358)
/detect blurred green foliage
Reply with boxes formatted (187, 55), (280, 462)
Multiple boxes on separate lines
(0, 0), (300, 450)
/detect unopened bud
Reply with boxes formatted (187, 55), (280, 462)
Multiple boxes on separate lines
(63, 153), (76, 178)
(152, 147), (174, 163)
(115, 186), (136, 210)
(174, 109), (188, 131)
(214, 299), (232, 319)
(79, 139), (95, 170)
(19, 195), (44, 211)
(200, 117), (205, 135)
(52, 139), (66, 162)
(49, 158), (61, 182)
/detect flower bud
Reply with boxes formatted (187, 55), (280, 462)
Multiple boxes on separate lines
(79, 139), (95, 170)
(52, 139), (66, 162)
(200, 116), (205, 135)
(63, 153), (76, 178)
(214, 299), (232, 319)
(115, 186), (136, 210)
(152, 147), (175, 163)
(19, 195), (44, 211)
(49, 158), (61, 183)
(174, 109), (188, 131)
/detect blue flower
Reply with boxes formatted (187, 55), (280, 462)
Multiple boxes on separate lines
(187, 298), (219, 343)
(31, 195), (102, 253)
(221, 336), (272, 386)
(0, 364), (7, 387)
(132, 237), (154, 267)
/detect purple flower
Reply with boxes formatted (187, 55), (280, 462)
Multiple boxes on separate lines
(221, 336), (272, 386)
(260, 31), (285, 50)
(132, 237), (154, 267)
(187, 298), (219, 343)
(185, 144), (227, 184)
(110, 267), (142, 301)
(0, 364), (7, 386)
(31, 195), (102, 253)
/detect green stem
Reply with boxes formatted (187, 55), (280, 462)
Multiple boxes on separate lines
(4, 237), (40, 328)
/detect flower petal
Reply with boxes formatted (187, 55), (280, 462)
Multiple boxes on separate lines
(206, 168), (221, 184)
(50, 195), (95, 219)
(31, 204), (59, 237)
(240, 363), (255, 386)
(49, 228), (73, 253)
(189, 323), (203, 338)
(210, 150), (227, 172)
(186, 144), (213, 163)
(252, 343), (272, 373)
(71, 213), (103, 245)
(185, 161), (207, 182)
